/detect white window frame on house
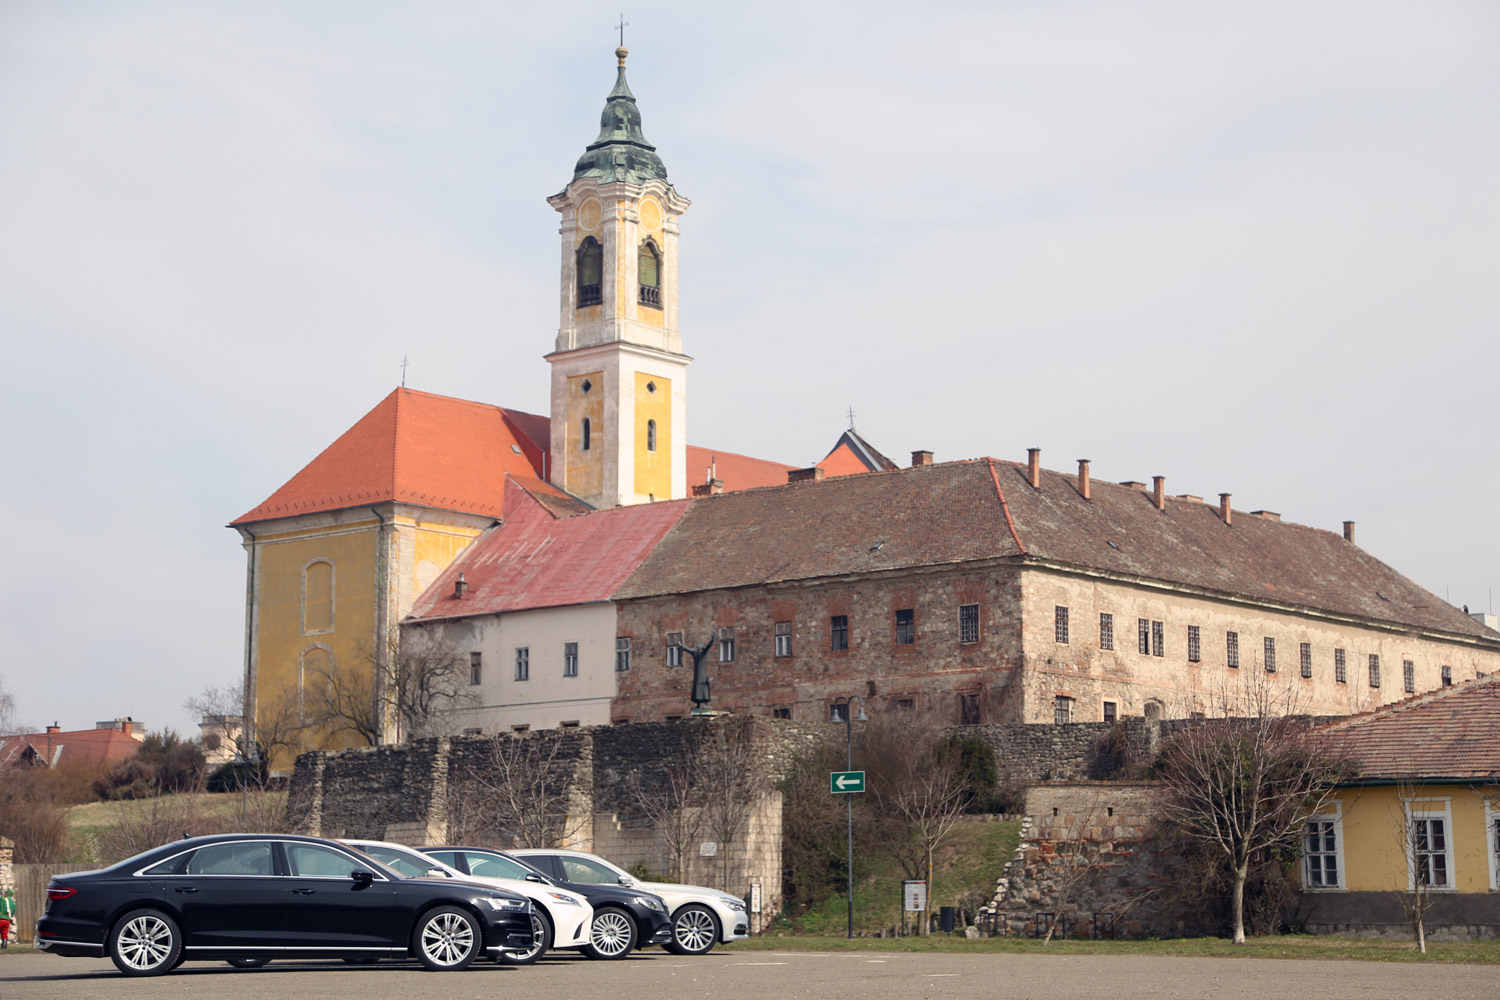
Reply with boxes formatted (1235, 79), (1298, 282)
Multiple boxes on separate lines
(718, 627), (736, 662)
(1138, 618), (1150, 655)
(615, 637), (631, 672)
(1486, 799), (1500, 892)
(1302, 803), (1345, 891)
(1226, 630), (1239, 668)
(665, 631), (683, 667)
(1335, 648), (1347, 684)
(1187, 625), (1201, 663)
(1405, 798), (1455, 892)
(563, 641), (579, 678)
(1151, 620), (1164, 657)
(774, 621), (792, 658)
(1263, 636), (1276, 673)
(1300, 642), (1312, 679)
(514, 647), (529, 682)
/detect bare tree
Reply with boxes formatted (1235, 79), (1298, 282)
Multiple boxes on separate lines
(697, 719), (769, 891)
(1388, 777), (1443, 953)
(1154, 676), (1351, 944)
(1037, 788), (1114, 944)
(302, 632), (475, 746)
(0, 672), (31, 736)
(630, 747), (705, 882)
(464, 731), (590, 848)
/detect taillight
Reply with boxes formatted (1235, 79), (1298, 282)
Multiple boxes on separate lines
(47, 887), (77, 901)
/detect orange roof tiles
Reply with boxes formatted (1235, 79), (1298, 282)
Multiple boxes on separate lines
(821, 429), (899, 476)
(684, 445), (794, 491)
(1320, 674), (1500, 781)
(0, 727), (146, 770)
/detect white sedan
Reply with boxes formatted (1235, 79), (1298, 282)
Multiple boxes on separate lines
(342, 840), (593, 964)
(509, 848), (749, 955)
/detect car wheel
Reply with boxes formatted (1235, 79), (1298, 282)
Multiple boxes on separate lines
(108, 909), (182, 977)
(413, 906), (482, 971)
(583, 906), (636, 960)
(341, 956), (380, 965)
(666, 904), (719, 956)
(226, 956), (272, 968)
(499, 911), (551, 965)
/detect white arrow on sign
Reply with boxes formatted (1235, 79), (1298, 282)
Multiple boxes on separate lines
(834, 774), (860, 789)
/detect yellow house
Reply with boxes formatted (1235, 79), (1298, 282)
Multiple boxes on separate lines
(1299, 674), (1500, 938)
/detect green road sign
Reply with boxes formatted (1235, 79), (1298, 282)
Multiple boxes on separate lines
(830, 770), (866, 794)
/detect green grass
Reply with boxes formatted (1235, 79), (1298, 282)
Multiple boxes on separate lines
(65, 791), (283, 830)
(726, 934), (1500, 963)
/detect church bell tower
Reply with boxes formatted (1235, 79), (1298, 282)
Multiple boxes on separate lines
(546, 46), (691, 508)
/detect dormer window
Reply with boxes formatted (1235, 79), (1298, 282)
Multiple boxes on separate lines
(577, 237), (602, 307)
(638, 239), (661, 308)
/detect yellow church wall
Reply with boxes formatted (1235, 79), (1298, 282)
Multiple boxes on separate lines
(635, 196), (665, 329)
(564, 371), (604, 498)
(1326, 785), (1495, 893)
(633, 371), (671, 500)
(406, 517), (485, 596)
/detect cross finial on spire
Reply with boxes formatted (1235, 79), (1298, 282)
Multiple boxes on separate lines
(846, 406), (857, 431)
(616, 13), (629, 47)
(401, 354), (409, 388)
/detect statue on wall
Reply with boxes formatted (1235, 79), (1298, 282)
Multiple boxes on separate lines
(682, 635), (719, 712)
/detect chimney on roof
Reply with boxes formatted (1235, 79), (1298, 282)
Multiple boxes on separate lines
(454, 573), (469, 599)
(691, 479), (725, 497)
(911, 450), (934, 467)
(121, 720), (133, 738)
(1343, 520), (1356, 543)
(46, 723), (60, 734)
(1152, 476), (1166, 511)
(1027, 448), (1041, 489)
(1177, 494), (1203, 503)
(1251, 510), (1281, 521)
(1120, 481), (1146, 490)
(787, 467), (826, 484)
(1077, 459), (1091, 500)
(1218, 493), (1232, 526)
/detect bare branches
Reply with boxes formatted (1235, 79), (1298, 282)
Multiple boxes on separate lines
(697, 718), (770, 891)
(1389, 777), (1442, 953)
(630, 749), (704, 883)
(463, 731), (589, 848)
(300, 631), (476, 747)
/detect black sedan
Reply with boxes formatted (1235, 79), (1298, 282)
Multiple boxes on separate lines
(36, 833), (535, 976)
(423, 846), (675, 957)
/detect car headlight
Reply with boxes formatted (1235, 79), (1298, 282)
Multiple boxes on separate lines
(719, 898), (746, 912)
(483, 896), (530, 911)
(633, 896), (665, 912)
(546, 892), (582, 906)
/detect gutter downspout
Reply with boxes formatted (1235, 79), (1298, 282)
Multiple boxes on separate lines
(372, 505), (391, 744)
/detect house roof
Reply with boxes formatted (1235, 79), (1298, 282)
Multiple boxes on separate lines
(616, 457), (1497, 644)
(406, 478), (691, 621)
(821, 429), (899, 476)
(0, 727), (145, 770)
(232, 388), (547, 525)
(1319, 674), (1500, 781)
(684, 445), (795, 492)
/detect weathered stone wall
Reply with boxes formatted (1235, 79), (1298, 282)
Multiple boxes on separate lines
(955, 719), (1157, 786)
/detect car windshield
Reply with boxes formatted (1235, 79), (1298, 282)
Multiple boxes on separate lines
(557, 855), (628, 885)
(349, 844), (453, 879)
(465, 851), (548, 882)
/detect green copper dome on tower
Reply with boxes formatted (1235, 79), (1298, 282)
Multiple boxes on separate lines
(571, 47), (669, 186)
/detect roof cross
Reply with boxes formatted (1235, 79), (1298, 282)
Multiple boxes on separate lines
(616, 13), (629, 47)
(846, 406), (857, 431)
(401, 354), (409, 388)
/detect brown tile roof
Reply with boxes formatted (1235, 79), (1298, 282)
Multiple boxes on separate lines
(616, 458), (1496, 644)
(0, 727), (146, 770)
(821, 429), (899, 476)
(1319, 674), (1500, 780)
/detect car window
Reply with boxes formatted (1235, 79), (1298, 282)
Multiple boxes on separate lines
(424, 850), (461, 869)
(174, 842), (274, 876)
(355, 845), (440, 878)
(560, 857), (621, 884)
(286, 843), (362, 878)
(465, 854), (536, 880)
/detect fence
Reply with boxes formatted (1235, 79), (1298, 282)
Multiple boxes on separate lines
(13, 864), (94, 945)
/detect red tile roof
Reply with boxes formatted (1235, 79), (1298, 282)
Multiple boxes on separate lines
(406, 478), (691, 621)
(1320, 674), (1500, 780)
(685, 445), (795, 492)
(821, 429), (899, 476)
(617, 458), (1497, 643)
(233, 388), (547, 524)
(0, 727), (145, 770)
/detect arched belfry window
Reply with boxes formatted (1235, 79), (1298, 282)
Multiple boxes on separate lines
(647, 419), (657, 452)
(582, 417), (591, 451)
(577, 237), (603, 307)
(638, 240), (661, 309)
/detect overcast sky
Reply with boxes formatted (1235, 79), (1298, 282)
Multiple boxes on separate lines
(2, 1), (1496, 736)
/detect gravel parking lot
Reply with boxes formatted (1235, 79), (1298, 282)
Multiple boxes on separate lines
(3, 947), (1498, 1000)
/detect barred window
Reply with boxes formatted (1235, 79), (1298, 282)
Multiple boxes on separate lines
(563, 641), (579, 678)
(1053, 696), (1073, 724)
(1099, 613), (1114, 650)
(514, 647), (530, 682)
(959, 604), (980, 644)
(1369, 654), (1381, 688)
(1138, 618), (1150, 655)
(665, 632), (682, 668)
(831, 615), (849, 651)
(1187, 625), (1201, 663)
(718, 627), (736, 662)
(1335, 648), (1346, 684)
(1151, 620), (1164, 657)
(771, 707), (791, 719)
(1403, 659), (1415, 693)
(895, 609), (915, 645)
(1054, 606), (1070, 644)
(1301, 642), (1313, 679)
(1264, 637), (1277, 673)
(469, 651), (482, 686)
(774, 622), (793, 658)
(1227, 631), (1240, 668)
(615, 637), (631, 672)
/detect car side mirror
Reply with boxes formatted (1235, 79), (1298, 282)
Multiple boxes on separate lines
(617, 876), (636, 887)
(427, 868), (451, 878)
(525, 873), (546, 883)
(351, 869), (375, 883)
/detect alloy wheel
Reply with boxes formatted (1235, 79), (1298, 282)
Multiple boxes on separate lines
(588, 908), (635, 958)
(115, 913), (175, 973)
(419, 909), (476, 968)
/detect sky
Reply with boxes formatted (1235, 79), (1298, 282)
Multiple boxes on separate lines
(1, 1), (1497, 737)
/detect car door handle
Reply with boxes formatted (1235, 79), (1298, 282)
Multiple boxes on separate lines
(292, 888), (316, 895)
(174, 887), (198, 894)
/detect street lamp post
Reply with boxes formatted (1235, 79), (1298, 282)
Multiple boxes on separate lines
(829, 695), (867, 939)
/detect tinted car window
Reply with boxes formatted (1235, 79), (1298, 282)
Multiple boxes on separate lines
(465, 854), (536, 880)
(286, 843), (362, 877)
(560, 857), (621, 884)
(155, 842), (274, 876)
(356, 845), (440, 878)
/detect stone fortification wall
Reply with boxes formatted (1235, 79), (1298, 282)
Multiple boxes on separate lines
(956, 718), (1157, 786)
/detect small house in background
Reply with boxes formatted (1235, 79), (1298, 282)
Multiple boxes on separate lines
(0, 717), (145, 770)
(197, 714), (245, 766)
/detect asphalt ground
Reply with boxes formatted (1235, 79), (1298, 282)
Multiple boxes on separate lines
(2, 946), (1498, 999)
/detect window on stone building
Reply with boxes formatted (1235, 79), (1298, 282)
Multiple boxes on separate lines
(1263, 637), (1277, 673)
(1187, 625), (1201, 663)
(773, 621), (792, 657)
(564, 642), (579, 677)
(1442, 664), (1452, 687)
(1301, 642), (1313, 679)
(1099, 613), (1114, 650)
(772, 707), (791, 719)
(1151, 621), (1164, 657)
(647, 419), (658, 452)
(582, 417), (591, 451)
(718, 627), (736, 662)
(1138, 618), (1150, 655)
(1335, 648), (1346, 684)
(514, 647), (529, 682)
(1403, 659), (1415, 693)
(577, 236), (603, 306)
(511, 724), (530, 733)
(1369, 654), (1381, 688)
(1102, 701), (1117, 723)
(1054, 606), (1070, 644)
(1227, 631), (1240, 668)
(615, 637), (631, 672)
(1304, 816), (1342, 889)
(639, 240), (661, 308)
(959, 693), (982, 725)
(895, 609), (915, 645)
(959, 604), (980, 644)
(831, 615), (849, 651)
(470, 651), (482, 686)
(895, 697), (915, 712)
(559, 720), (580, 728)
(665, 632), (682, 667)
(1053, 696), (1073, 724)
